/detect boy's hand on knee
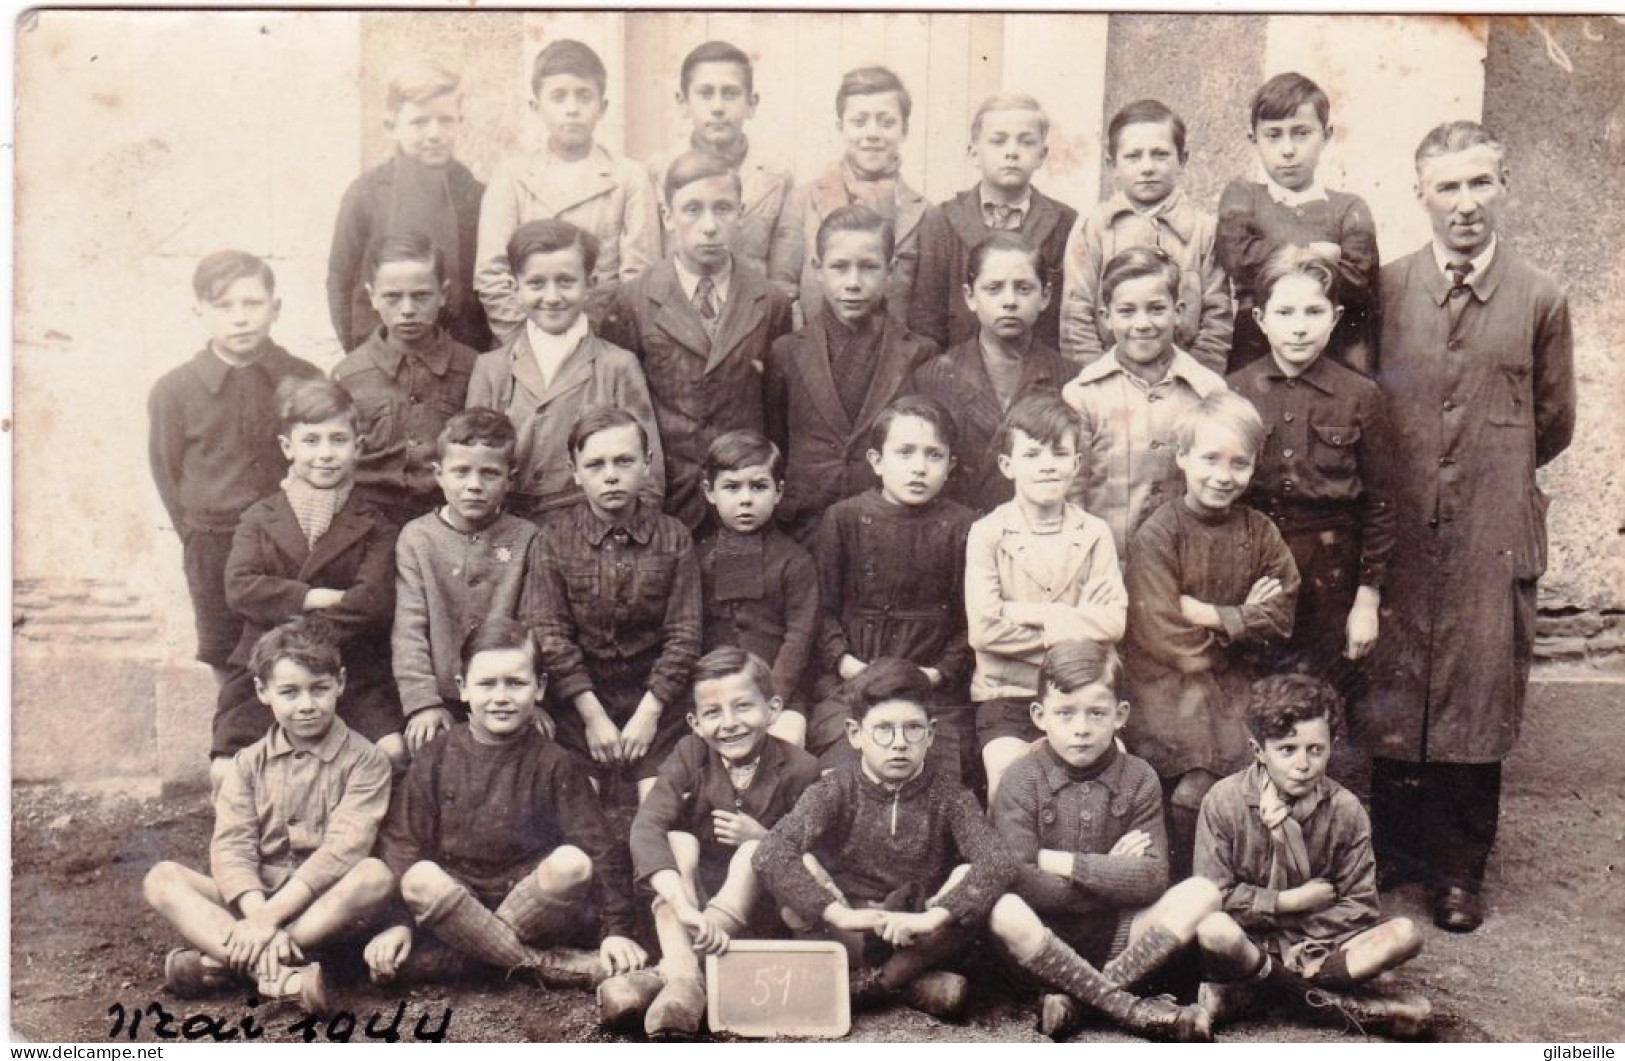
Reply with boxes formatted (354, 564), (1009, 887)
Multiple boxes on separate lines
(1345, 589), (1381, 660)
(1108, 830), (1153, 858)
(580, 701), (622, 764)
(600, 935), (648, 976)
(222, 919), (278, 975)
(364, 925), (413, 983)
(405, 708), (454, 754)
(711, 810), (767, 846)
(620, 697), (664, 762)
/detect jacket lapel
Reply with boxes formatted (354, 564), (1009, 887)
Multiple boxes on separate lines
(647, 262), (714, 363)
(893, 178), (928, 248)
(1022, 191), (1065, 252)
(706, 267), (770, 375)
(265, 495), (311, 569)
(299, 500), (373, 581)
(943, 189), (990, 250)
(512, 150), (618, 216)
(792, 316), (853, 437)
(946, 339), (1005, 444)
(852, 315), (918, 438)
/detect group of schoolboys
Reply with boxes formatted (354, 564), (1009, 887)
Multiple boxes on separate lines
(142, 33), (1574, 1044)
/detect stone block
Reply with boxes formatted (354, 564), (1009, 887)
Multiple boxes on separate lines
(1533, 636), (1588, 661)
(12, 643), (159, 784)
(155, 663), (220, 796)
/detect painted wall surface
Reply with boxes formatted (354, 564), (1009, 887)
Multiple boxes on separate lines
(11, 11), (1622, 788)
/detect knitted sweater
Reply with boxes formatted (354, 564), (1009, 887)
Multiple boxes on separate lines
(753, 760), (1016, 926)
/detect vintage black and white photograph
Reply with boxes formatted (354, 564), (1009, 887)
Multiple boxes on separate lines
(8, 7), (1623, 1045)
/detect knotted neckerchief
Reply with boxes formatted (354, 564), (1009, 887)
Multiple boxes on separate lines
(710, 526), (766, 602)
(386, 155), (462, 311)
(842, 158), (902, 217)
(1254, 763), (1318, 891)
(282, 476), (353, 550)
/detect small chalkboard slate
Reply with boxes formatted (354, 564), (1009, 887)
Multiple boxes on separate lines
(706, 940), (851, 1038)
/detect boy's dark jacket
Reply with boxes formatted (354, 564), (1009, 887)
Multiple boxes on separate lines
(600, 258), (794, 529)
(223, 491), (397, 675)
(630, 733), (821, 886)
(908, 186), (1076, 352)
(327, 156), (491, 353)
(763, 311), (937, 529)
(753, 759), (1016, 926)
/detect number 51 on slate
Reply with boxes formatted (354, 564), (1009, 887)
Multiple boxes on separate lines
(706, 940), (851, 1038)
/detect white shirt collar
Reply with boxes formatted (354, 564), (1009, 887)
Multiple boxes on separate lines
(1263, 174), (1328, 208)
(672, 254), (732, 309)
(1432, 234), (1498, 285)
(525, 314), (589, 390)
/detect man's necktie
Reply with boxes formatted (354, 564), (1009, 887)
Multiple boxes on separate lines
(1445, 261), (1473, 332)
(694, 275), (718, 340)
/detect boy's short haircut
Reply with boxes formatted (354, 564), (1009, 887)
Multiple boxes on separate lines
(970, 91), (1049, 140)
(363, 230), (447, 286)
(1098, 246), (1180, 309)
(1257, 244), (1340, 307)
(965, 230), (1045, 289)
(703, 429), (783, 483)
(680, 40), (754, 95)
(992, 393), (1082, 456)
(1035, 639), (1122, 700)
(1413, 119), (1505, 173)
(385, 58), (460, 114)
(814, 204), (896, 264)
(276, 377), (358, 434)
(530, 38), (607, 97)
(663, 149), (743, 207)
(248, 615), (343, 685)
(506, 218), (600, 278)
(836, 65), (912, 131)
(691, 646), (776, 702)
(437, 407), (517, 464)
(458, 616), (537, 675)
(844, 657), (934, 722)
(1107, 98), (1187, 161)
(192, 249), (276, 302)
(567, 404), (649, 460)
(868, 394), (958, 456)
(1244, 673), (1344, 744)
(1172, 390), (1267, 458)
(1250, 71), (1331, 130)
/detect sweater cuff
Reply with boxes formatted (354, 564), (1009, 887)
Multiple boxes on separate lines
(1215, 605), (1247, 643)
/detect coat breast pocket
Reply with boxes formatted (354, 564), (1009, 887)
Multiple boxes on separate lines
(353, 395), (401, 457)
(1310, 421), (1360, 477)
(635, 555), (678, 601)
(1487, 363), (1533, 427)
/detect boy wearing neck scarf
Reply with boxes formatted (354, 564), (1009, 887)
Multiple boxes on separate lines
(1192, 674), (1432, 1037)
(327, 60), (490, 354)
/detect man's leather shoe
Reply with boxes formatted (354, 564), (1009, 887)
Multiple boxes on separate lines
(1430, 886), (1482, 933)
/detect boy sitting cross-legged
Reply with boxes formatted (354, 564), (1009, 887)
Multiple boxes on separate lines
(144, 617), (394, 1015)
(1193, 674), (1432, 1038)
(364, 618), (646, 991)
(988, 641), (1217, 1042)
(600, 648), (822, 1039)
(753, 659), (1018, 1022)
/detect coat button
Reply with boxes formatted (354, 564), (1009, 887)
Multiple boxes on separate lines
(1282, 447), (1294, 458)
(1283, 412), (1295, 423)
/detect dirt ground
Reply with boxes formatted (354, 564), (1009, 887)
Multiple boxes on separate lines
(10, 679), (1624, 1045)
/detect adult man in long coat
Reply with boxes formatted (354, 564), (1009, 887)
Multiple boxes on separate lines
(1364, 121), (1576, 933)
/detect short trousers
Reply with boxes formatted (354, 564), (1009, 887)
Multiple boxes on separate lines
(182, 528), (244, 668)
(548, 658), (688, 784)
(975, 696), (1044, 749)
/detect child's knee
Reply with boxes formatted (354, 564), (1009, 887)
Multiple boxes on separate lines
(537, 845), (593, 894)
(769, 710), (807, 748)
(989, 894), (1043, 955)
(666, 831), (702, 875)
(1168, 875), (1222, 917)
(1195, 911), (1244, 953)
(1384, 916), (1424, 960)
(142, 861), (186, 909)
(636, 777), (658, 802)
(375, 733), (409, 771)
(344, 858), (396, 905)
(399, 861), (455, 913)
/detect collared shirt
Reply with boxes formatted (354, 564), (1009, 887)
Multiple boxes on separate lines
(1263, 174), (1329, 208)
(1431, 234), (1498, 292)
(1062, 348), (1229, 560)
(1227, 353), (1397, 587)
(989, 743), (1169, 917)
(672, 255), (732, 314)
(524, 315), (590, 392)
(148, 342), (322, 532)
(210, 718), (392, 905)
(522, 498), (702, 707)
(966, 500), (1125, 700)
(980, 188), (1033, 230)
(332, 328), (478, 498)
